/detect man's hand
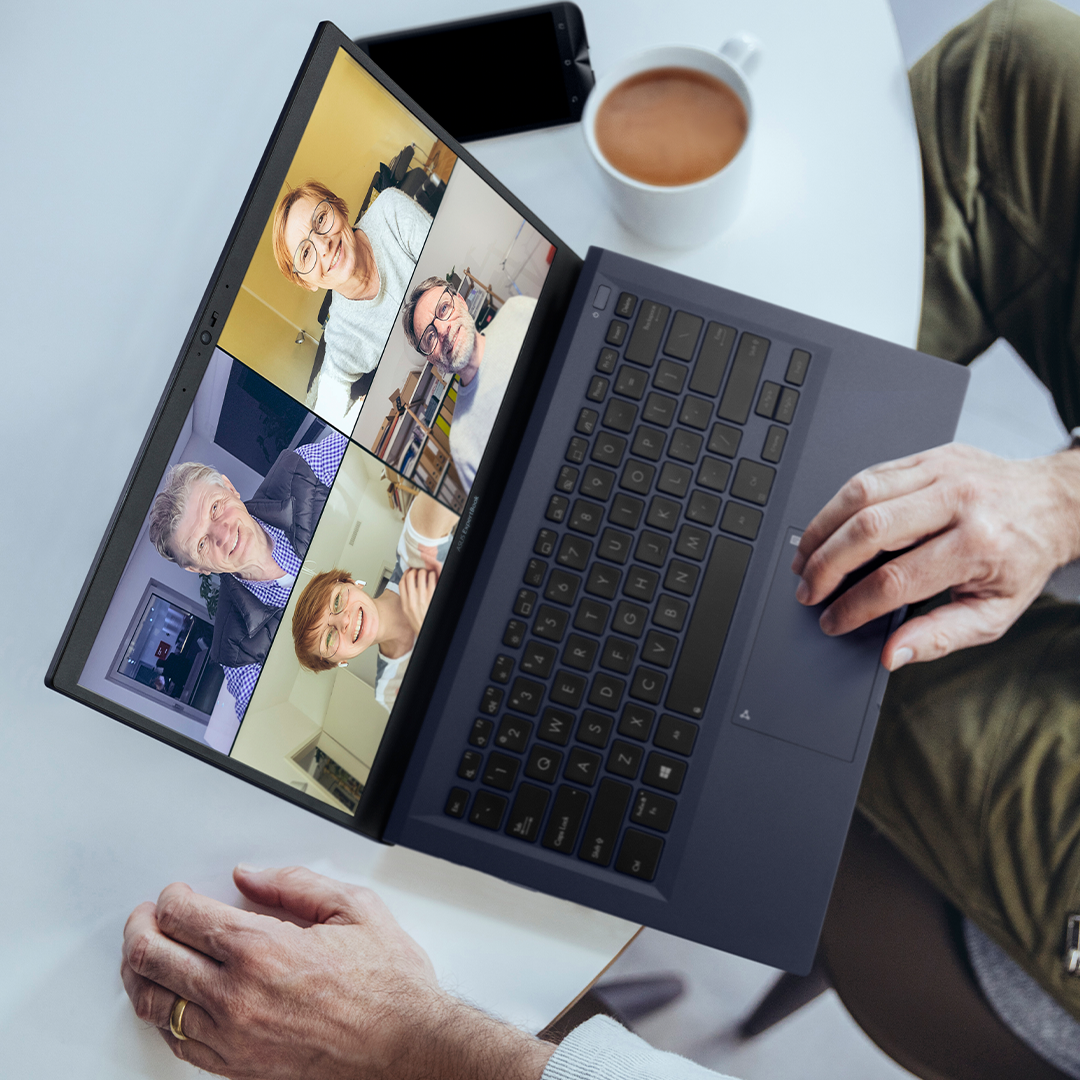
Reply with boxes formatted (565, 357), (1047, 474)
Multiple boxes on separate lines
(399, 567), (439, 637)
(792, 443), (1080, 670)
(121, 866), (555, 1080)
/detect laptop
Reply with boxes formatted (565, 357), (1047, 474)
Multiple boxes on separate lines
(47, 22), (967, 974)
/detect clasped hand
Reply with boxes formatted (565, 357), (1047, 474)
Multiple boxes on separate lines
(792, 443), (1080, 669)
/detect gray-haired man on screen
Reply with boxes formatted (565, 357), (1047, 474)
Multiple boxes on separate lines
(403, 276), (536, 491)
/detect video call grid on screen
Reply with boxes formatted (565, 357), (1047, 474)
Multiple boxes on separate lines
(77, 44), (553, 816)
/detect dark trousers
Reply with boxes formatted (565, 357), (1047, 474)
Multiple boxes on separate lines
(856, 0), (1080, 1018)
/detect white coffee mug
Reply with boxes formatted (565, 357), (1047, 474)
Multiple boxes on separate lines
(582, 35), (760, 248)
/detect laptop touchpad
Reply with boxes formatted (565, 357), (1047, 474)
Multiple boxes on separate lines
(731, 528), (890, 762)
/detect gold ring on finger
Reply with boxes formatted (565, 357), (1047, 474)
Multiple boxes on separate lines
(169, 996), (190, 1041)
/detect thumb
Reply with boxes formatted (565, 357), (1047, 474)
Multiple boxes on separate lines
(233, 864), (370, 926)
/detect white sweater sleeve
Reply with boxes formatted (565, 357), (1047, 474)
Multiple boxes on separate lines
(542, 1017), (740, 1080)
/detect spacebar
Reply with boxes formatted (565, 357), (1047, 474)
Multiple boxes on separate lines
(665, 535), (752, 718)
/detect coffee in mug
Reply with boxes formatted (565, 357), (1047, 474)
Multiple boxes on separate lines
(594, 67), (748, 188)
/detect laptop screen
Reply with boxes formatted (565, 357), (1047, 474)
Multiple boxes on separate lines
(71, 41), (560, 822)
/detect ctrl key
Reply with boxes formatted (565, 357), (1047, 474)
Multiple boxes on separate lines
(469, 790), (508, 830)
(616, 829), (664, 881)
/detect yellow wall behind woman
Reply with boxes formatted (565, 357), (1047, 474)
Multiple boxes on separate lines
(220, 48), (442, 389)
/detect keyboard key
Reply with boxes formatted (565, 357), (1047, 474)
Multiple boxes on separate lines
(480, 686), (504, 715)
(630, 666), (667, 704)
(550, 670), (587, 708)
(619, 704), (655, 741)
(586, 375), (609, 402)
(708, 423), (742, 458)
(776, 386), (799, 424)
(686, 490), (721, 526)
(607, 740), (644, 778)
(755, 381), (781, 419)
(679, 396), (712, 430)
(565, 748), (602, 787)
(669, 429), (703, 463)
(577, 709), (614, 748)
(592, 430), (627, 466)
(573, 599), (610, 636)
(563, 633), (599, 670)
(631, 790), (677, 832)
(625, 300), (670, 366)
(533, 604), (568, 641)
(654, 595), (688, 631)
(642, 393), (677, 426)
(731, 460), (776, 506)
(786, 348), (810, 385)
(576, 408), (598, 434)
(664, 560), (700, 596)
(505, 784), (550, 842)
(469, 717), (494, 748)
(697, 456), (731, 492)
(600, 637), (637, 674)
(538, 707), (574, 745)
(674, 524), (710, 560)
(542, 785), (590, 852)
(718, 333), (770, 424)
(615, 366), (648, 400)
(642, 630), (678, 668)
(569, 499), (604, 535)
(566, 436), (588, 464)
(616, 292), (638, 318)
(525, 745), (563, 783)
(635, 531), (670, 566)
(689, 322), (737, 396)
(524, 558), (546, 587)
(720, 502), (763, 540)
(490, 654), (514, 683)
(556, 534), (592, 571)
(589, 672), (626, 711)
(616, 829), (664, 880)
(545, 495), (568, 523)
(556, 465), (579, 492)
(623, 566), (659, 602)
(534, 529), (558, 556)
(469, 790), (508, 830)
(603, 399), (638, 433)
(657, 461), (692, 497)
(643, 752), (686, 794)
(606, 319), (628, 346)
(597, 527), (633, 563)
(520, 639), (557, 678)
(503, 619), (527, 647)
(579, 778), (634, 866)
(445, 787), (469, 818)
(613, 600), (649, 637)
(664, 310), (703, 361)
(458, 750), (483, 781)
(667, 535), (752, 717)
(483, 751), (520, 791)
(646, 496), (680, 532)
(762, 426), (787, 463)
(597, 347), (619, 374)
(545, 568), (581, 606)
(608, 494), (644, 530)
(653, 359), (686, 393)
(654, 714), (699, 756)
(586, 563), (621, 598)
(495, 716), (533, 753)
(620, 459), (655, 495)
(581, 465), (616, 500)
(508, 677), (544, 715)
(631, 426), (665, 461)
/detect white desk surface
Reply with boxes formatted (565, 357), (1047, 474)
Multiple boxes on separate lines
(0, 1), (919, 1075)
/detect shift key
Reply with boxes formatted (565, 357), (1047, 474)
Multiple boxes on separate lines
(578, 779), (633, 866)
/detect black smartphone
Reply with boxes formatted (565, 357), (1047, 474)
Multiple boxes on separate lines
(355, 3), (594, 142)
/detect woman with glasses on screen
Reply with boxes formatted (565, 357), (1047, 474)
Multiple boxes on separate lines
(273, 180), (432, 430)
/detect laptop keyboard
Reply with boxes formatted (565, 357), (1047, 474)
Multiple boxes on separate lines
(444, 289), (810, 882)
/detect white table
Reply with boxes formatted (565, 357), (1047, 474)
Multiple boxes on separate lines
(0, 1), (919, 1075)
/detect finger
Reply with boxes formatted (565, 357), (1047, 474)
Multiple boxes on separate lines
(158, 1026), (230, 1076)
(881, 593), (1027, 670)
(792, 452), (935, 575)
(154, 881), (266, 963)
(121, 960), (217, 1045)
(233, 864), (380, 926)
(796, 482), (957, 607)
(123, 900), (222, 1002)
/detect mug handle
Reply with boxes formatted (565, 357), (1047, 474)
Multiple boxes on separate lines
(719, 33), (761, 76)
